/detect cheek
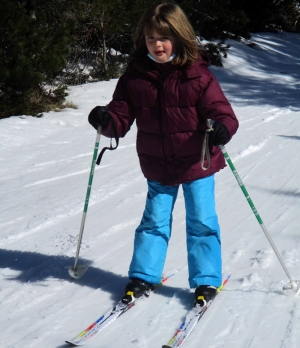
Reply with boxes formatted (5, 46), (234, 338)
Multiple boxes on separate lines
(145, 40), (151, 52)
(166, 42), (174, 53)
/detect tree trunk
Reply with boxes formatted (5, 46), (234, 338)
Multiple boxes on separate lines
(100, 15), (108, 72)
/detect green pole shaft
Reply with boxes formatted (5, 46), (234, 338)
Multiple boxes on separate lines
(83, 129), (101, 212)
(73, 126), (102, 270)
(219, 146), (263, 224)
(219, 145), (297, 291)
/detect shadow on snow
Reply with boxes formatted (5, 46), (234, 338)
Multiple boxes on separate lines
(0, 248), (191, 307)
(214, 33), (300, 109)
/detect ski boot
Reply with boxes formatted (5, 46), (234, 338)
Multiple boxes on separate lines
(194, 285), (217, 307)
(121, 278), (153, 304)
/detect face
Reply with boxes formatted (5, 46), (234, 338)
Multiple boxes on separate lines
(145, 30), (176, 63)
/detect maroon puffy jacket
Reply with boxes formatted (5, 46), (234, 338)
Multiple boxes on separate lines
(102, 56), (238, 185)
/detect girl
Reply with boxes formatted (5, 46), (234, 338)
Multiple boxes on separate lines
(88, 2), (238, 307)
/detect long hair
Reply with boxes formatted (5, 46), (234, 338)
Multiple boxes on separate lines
(133, 2), (205, 66)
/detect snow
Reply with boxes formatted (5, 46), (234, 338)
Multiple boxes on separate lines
(1, 32), (300, 348)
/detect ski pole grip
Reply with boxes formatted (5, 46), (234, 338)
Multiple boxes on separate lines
(201, 119), (216, 170)
(206, 118), (215, 129)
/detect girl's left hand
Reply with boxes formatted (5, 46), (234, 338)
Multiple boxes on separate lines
(209, 122), (229, 146)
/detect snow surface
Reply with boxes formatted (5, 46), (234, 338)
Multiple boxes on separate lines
(1, 32), (300, 348)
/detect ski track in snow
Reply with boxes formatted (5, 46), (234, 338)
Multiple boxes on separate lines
(1, 32), (300, 348)
(23, 165), (110, 187)
(1, 167), (143, 246)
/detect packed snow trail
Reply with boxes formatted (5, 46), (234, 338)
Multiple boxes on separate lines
(0, 32), (300, 348)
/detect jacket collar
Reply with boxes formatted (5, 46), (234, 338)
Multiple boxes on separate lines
(147, 52), (177, 63)
(129, 54), (210, 80)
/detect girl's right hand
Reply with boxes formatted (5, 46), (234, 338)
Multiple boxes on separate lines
(88, 106), (111, 130)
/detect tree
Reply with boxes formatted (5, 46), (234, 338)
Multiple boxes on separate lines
(59, 0), (153, 84)
(179, 0), (250, 40)
(230, 0), (300, 33)
(0, 0), (74, 117)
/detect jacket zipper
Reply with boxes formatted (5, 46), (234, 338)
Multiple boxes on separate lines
(158, 72), (178, 183)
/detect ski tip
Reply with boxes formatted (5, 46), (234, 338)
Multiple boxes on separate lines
(162, 346), (172, 348)
(65, 340), (81, 346)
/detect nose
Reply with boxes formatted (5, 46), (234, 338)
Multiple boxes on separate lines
(155, 39), (162, 47)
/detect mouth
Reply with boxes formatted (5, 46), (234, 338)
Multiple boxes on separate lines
(154, 51), (164, 56)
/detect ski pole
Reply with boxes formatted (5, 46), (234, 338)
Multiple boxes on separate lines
(218, 144), (298, 292)
(69, 126), (102, 279)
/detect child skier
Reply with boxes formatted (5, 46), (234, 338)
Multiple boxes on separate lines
(88, 2), (238, 306)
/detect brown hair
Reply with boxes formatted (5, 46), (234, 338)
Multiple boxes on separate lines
(133, 2), (205, 66)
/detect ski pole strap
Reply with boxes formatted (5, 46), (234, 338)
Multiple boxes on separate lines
(200, 119), (215, 170)
(96, 116), (119, 165)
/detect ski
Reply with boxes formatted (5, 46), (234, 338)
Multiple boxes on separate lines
(65, 273), (175, 346)
(162, 275), (230, 348)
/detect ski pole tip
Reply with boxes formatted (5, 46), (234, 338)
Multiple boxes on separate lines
(292, 281), (300, 295)
(68, 265), (88, 279)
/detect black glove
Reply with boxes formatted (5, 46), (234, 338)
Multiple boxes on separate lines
(88, 106), (111, 130)
(209, 122), (230, 146)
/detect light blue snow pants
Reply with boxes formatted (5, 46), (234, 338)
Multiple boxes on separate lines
(128, 176), (222, 288)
